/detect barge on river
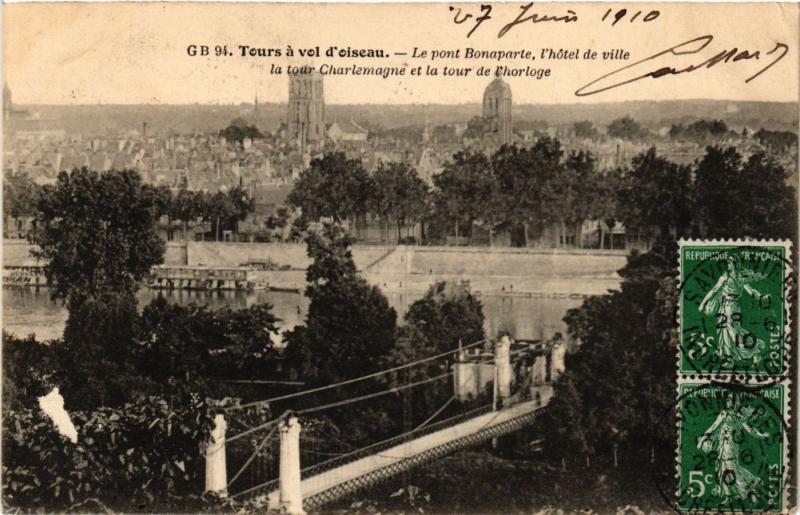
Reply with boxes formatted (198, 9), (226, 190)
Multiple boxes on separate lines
(149, 265), (266, 291)
(3, 262), (48, 286)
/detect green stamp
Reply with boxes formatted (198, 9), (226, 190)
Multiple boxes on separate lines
(679, 242), (789, 376)
(677, 383), (785, 512)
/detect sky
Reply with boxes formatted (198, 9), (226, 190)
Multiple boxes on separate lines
(3, 2), (799, 105)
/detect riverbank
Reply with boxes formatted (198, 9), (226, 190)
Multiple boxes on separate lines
(4, 240), (626, 296)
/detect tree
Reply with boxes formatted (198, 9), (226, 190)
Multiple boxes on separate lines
(371, 162), (429, 244)
(543, 150), (596, 247)
(491, 138), (563, 246)
(3, 171), (41, 220)
(381, 281), (485, 437)
(572, 120), (599, 140)
(753, 128), (797, 154)
(226, 184), (255, 231)
(694, 146), (796, 240)
(287, 152), (373, 225)
(29, 168), (166, 409)
(607, 115), (649, 141)
(57, 289), (147, 409)
(192, 186), (254, 241)
(220, 117), (263, 144)
(541, 375), (591, 466)
(204, 191), (232, 241)
(462, 116), (491, 140)
(431, 151), (494, 243)
(31, 168), (164, 302)
(2, 332), (59, 411)
(284, 223), (397, 385)
(669, 119), (734, 143)
(616, 148), (692, 240)
(692, 146), (742, 238)
(588, 167), (623, 249)
(733, 150), (796, 239)
(544, 240), (678, 468)
(171, 184), (202, 241)
(145, 184), (173, 226)
(388, 323), (449, 434)
(136, 297), (280, 392)
(404, 281), (485, 355)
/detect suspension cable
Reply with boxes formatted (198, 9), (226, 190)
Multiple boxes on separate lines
(227, 423), (279, 488)
(226, 410), (291, 444)
(295, 372), (453, 416)
(227, 374), (452, 442)
(413, 395), (456, 432)
(301, 403), (493, 467)
(226, 339), (487, 412)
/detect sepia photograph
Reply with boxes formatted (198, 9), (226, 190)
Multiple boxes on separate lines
(2, 2), (797, 513)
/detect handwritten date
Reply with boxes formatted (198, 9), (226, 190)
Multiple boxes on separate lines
(448, 3), (659, 39)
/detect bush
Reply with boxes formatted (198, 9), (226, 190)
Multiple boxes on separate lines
(405, 281), (485, 354)
(2, 332), (59, 411)
(2, 395), (215, 511)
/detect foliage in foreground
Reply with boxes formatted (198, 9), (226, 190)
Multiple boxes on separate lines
(544, 240), (678, 468)
(2, 297), (281, 412)
(2, 395), (215, 512)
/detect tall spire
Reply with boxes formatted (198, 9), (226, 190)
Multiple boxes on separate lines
(253, 90), (261, 127)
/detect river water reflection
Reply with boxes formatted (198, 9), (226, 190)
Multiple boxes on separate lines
(3, 287), (583, 343)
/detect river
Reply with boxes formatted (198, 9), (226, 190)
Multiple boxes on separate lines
(2, 287), (582, 343)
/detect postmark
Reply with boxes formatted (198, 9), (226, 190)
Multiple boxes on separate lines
(678, 241), (792, 378)
(676, 383), (787, 513)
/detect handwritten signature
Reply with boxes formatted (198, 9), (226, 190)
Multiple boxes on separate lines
(575, 35), (789, 97)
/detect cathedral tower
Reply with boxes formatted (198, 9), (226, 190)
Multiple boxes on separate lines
(287, 71), (325, 150)
(482, 77), (512, 145)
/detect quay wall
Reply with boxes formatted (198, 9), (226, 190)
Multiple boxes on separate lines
(184, 242), (395, 271)
(3, 240), (627, 295)
(3, 240), (189, 267)
(3, 240), (40, 266)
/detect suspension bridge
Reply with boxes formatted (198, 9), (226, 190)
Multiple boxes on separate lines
(203, 334), (566, 513)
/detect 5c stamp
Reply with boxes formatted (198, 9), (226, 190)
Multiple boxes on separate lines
(677, 383), (786, 512)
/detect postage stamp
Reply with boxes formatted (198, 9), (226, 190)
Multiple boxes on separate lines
(676, 383), (787, 513)
(678, 241), (792, 377)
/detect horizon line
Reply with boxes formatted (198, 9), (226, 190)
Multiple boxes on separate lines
(12, 98), (798, 108)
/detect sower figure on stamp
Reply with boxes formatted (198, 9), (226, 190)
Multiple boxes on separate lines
(696, 395), (769, 504)
(698, 256), (769, 368)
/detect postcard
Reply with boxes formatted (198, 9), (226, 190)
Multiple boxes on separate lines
(2, 2), (797, 513)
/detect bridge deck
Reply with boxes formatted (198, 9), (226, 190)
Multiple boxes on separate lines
(264, 391), (551, 510)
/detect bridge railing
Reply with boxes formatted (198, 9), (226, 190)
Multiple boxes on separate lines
(231, 402), (493, 500)
(299, 403), (493, 480)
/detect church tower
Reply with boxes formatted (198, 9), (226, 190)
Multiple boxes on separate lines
(287, 71), (325, 150)
(3, 82), (13, 124)
(482, 77), (512, 145)
(252, 92), (261, 128)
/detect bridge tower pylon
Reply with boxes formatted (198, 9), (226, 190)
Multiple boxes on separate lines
(205, 414), (228, 497)
(279, 416), (305, 515)
(496, 335), (512, 402)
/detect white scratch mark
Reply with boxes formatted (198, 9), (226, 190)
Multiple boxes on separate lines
(38, 387), (78, 443)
